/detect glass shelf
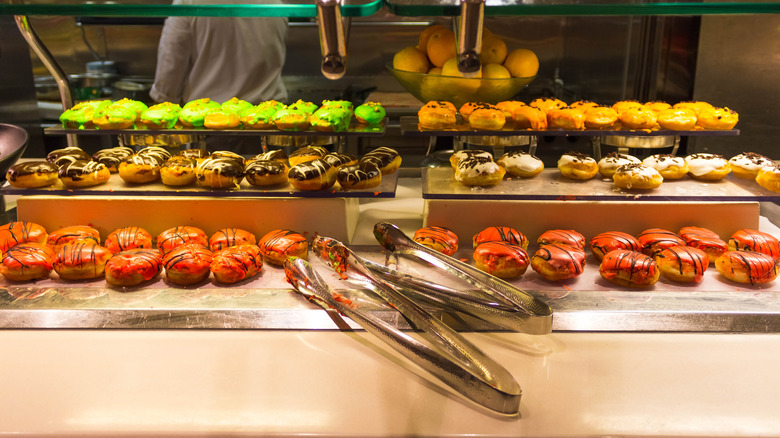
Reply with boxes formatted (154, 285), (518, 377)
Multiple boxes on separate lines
(422, 167), (780, 201)
(1, 170), (399, 198)
(0, 0), (383, 18)
(385, 0), (780, 17)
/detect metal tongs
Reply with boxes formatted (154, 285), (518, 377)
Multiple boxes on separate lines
(284, 244), (523, 415)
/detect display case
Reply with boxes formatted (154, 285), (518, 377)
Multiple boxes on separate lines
(2, 1), (780, 436)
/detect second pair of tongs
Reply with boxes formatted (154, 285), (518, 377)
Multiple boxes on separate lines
(370, 222), (553, 334)
(284, 242), (522, 415)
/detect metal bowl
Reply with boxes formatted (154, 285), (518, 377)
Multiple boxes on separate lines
(0, 124), (29, 182)
(386, 62), (534, 108)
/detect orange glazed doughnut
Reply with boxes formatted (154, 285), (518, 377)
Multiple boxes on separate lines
(531, 244), (586, 281)
(468, 103), (506, 130)
(570, 100), (599, 111)
(210, 244), (263, 284)
(209, 228), (257, 252)
(611, 100), (644, 114)
(0, 243), (55, 281)
(511, 105), (548, 130)
(599, 250), (660, 288)
(637, 228), (686, 256)
(697, 107), (738, 130)
(53, 242), (112, 280)
(104, 248), (163, 287)
(679, 226), (728, 261)
(413, 226), (459, 256)
(537, 229), (585, 250)
(495, 101), (526, 121)
(529, 97), (566, 115)
(656, 108), (697, 131)
(728, 229), (780, 262)
(644, 101), (672, 113)
(418, 101), (457, 130)
(162, 243), (213, 285)
(583, 106), (619, 129)
(47, 225), (100, 251)
(0, 221), (48, 252)
(473, 241), (529, 279)
(473, 226), (528, 249)
(654, 245), (709, 283)
(618, 106), (657, 130)
(589, 231), (642, 261)
(716, 251), (779, 285)
(258, 229), (309, 266)
(547, 107), (585, 130)
(156, 226), (209, 255)
(458, 102), (482, 122)
(105, 227), (154, 254)
(673, 100), (713, 117)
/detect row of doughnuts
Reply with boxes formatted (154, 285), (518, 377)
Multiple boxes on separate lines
(0, 221), (310, 286)
(418, 98), (739, 131)
(412, 224), (780, 286)
(6, 145), (401, 191)
(60, 98), (386, 131)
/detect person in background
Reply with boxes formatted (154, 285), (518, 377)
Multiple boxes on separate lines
(150, 0), (288, 105)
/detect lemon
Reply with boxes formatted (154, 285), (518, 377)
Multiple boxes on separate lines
(441, 57), (482, 78)
(428, 67), (442, 75)
(482, 63), (511, 79)
(503, 48), (539, 78)
(393, 46), (429, 73)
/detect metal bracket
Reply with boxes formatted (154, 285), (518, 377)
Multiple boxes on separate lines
(456, 0), (485, 77)
(316, 0), (351, 80)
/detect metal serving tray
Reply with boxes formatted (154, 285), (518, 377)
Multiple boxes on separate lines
(2, 246), (779, 332)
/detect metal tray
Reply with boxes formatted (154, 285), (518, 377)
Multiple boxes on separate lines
(422, 168), (780, 201)
(1, 246), (779, 332)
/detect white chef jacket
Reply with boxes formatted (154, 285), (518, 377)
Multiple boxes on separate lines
(150, 0), (288, 105)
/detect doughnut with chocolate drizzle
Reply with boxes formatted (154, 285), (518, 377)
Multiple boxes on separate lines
(105, 226), (154, 254)
(716, 250), (779, 285)
(105, 248), (163, 286)
(47, 225), (100, 251)
(654, 245), (709, 283)
(209, 228), (256, 252)
(245, 159), (288, 186)
(6, 161), (59, 188)
(679, 226), (727, 260)
(361, 147), (401, 175)
(47, 147), (91, 166)
(59, 160), (111, 187)
(0, 221), (48, 252)
(413, 226), (459, 256)
(589, 231), (642, 261)
(53, 242), (112, 280)
(336, 161), (381, 190)
(162, 243), (214, 285)
(211, 244), (263, 284)
(0, 242), (55, 281)
(258, 229), (309, 265)
(119, 154), (163, 184)
(531, 243), (586, 281)
(196, 154), (245, 188)
(599, 250), (660, 288)
(537, 229), (585, 250)
(287, 159), (336, 190)
(728, 229), (780, 262)
(637, 228), (686, 256)
(156, 226), (208, 255)
(472, 226), (528, 249)
(92, 146), (134, 172)
(473, 241), (529, 279)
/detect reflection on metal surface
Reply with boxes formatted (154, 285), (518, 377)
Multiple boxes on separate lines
(457, 0), (485, 76)
(316, 0), (349, 79)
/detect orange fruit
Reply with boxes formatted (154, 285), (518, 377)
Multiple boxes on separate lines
(503, 48), (539, 78)
(428, 67), (442, 75)
(426, 28), (457, 68)
(482, 63), (511, 79)
(418, 25), (448, 54)
(393, 46), (429, 73)
(480, 34), (507, 65)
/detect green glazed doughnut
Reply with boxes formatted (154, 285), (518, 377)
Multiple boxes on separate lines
(240, 100), (286, 129)
(354, 102), (386, 125)
(179, 98), (221, 127)
(273, 108), (310, 131)
(310, 107), (351, 132)
(59, 100), (111, 129)
(221, 97), (253, 113)
(139, 102), (182, 129)
(288, 99), (319, 115)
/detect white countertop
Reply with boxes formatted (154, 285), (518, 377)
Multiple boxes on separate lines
(1, 330), (779, 437)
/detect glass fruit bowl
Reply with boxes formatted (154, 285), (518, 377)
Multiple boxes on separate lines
(387, 62), (535, 108)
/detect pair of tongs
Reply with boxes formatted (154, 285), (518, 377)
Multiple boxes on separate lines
(371, 222), (553, 334)
(284, 241), (523, 415)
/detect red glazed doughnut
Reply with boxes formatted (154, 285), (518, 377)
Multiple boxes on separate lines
(599, 250), (660, 288)
(105, 227), (154, 254)
(0, 221), (48, 252)
(679, 226), (727, 261)
(636, 228), (686, 256)
(258, 229), (309, 266)
(654, 245), (709, 283)
(537, 229), (585, 250)
(53, 242), (112, 280)
(413, 226), (459, 256)
(472, 226), (528, 249)
(531, 244), (586, 281)
(209, 228), (257, 252)
(105, 248), (163, 287)
(47, 225), (100, 251)
(727, 229), (780, 262)
(162, 243), (213, 285)
(589, 231), (642, 261)
(473, 241), (529, 279)
(716, 250), (779, 285)
(0, 242), (55, 281)
(211, 244), (263, 284)
(156, 226), (209, 255)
